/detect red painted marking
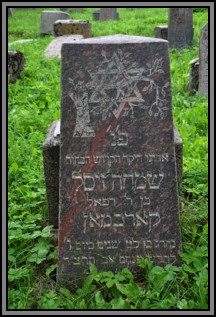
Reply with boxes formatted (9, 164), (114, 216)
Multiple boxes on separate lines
(59, 102), (130, 255)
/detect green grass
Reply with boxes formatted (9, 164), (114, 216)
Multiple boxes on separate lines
(8, 8), (208, 310)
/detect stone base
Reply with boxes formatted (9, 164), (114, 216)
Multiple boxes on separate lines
(154, 25), (168, 40)
(53, 19), (91, 38)
(43, 120), (183, 228)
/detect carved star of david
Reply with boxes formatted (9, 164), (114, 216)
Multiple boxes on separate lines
(87, 51), (145, 119)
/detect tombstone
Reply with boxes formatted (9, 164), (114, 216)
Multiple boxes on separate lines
(100, 8), (119, 20)
(41, 11), (71, 35)
(43, 121), (183, 229)
(44, 35), (84, 58)
(168, 8), (193, 49)
(8, 50), (25, 83)
(57, 34), (182, 290)
(154, 25), (168, 40)
(93, 8), (119, 21)
(53, 19), (91, 38)
(8, 8), (13, 16)
(189, 58), (199, 95)
(199, 23), (208, 97)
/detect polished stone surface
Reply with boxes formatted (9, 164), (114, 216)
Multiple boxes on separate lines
(58, 35), (182, 289)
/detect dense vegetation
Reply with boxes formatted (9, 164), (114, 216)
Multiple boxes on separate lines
(8, 8), (208, 310)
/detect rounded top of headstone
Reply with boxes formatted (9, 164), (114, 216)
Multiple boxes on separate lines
(62, 34), (168, 45)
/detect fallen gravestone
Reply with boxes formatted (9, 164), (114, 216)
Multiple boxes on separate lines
(93, 8), (119, 21)
(41, 10), (71, 35)
(56, 34), (182, 289)
(168, 8), (193, 49)
(44, 35), (84, 58)
(154, 25), (168, 40)
(189, 58), (199, 95)
(199, 23), (208, 97)
(53, 19), (91, 38)
(43, 121), (183, 229)
(8, 50), (25, 83)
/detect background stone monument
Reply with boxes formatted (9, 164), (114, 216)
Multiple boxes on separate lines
(41, 11), (71, 35)
(168, 8), (193, 49)
(93, 8), (119, 21)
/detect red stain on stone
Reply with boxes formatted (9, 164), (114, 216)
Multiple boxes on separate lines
(59, 102), (130, 255)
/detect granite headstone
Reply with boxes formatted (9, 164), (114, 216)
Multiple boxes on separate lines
(57, 35), (182, 289)
(168, 8), (193, 49)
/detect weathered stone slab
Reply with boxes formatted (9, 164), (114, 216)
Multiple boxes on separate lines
(54, 19), (91, 38)
(41, 10), (71, 35)
(189, 58), (199, 95)
(199, 23), (208, 97)
(168, 8), (193, 49)
(44, 35), (84, 58)
(8, 50), (25, 83)
(154, 25), (168, 40)
(43, 120), (183, 229)
(58, 35), (182, 289)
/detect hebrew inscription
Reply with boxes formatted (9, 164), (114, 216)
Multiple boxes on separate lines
(58, 36), (182, 290)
